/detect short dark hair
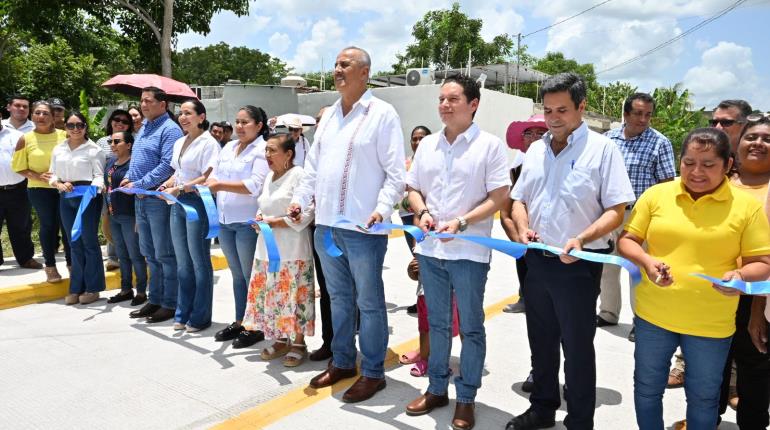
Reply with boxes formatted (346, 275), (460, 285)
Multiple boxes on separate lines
(411, 125), (432, 137)
(106, 109), (133, 135)
(716, 99), (753, 121)
(539, 72), (586, 109)
(113, 131), (135, 149)
(623, 92), (656, 114)
(680, 127), (733, 175)
(267, 133), (296, 163)
(141, 86), (168, 103)
(7, 94), (30, 106)
(220, 121), (233, 132)
(442, 75), (481, 118)
(210, 122), (222, 131)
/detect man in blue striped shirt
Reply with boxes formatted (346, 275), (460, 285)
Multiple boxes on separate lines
(597, 92), (675, 334)
(123, 87), (183, 323)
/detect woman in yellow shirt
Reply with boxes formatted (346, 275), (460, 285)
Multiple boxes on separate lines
(11, 101), (70, 283)
(618, 127), (770, 430)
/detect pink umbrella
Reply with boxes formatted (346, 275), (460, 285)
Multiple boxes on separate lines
(102, 74), (198, 103)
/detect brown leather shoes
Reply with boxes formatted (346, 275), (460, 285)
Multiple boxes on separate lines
(452, 402), (475, 430)
(342, 376), (386, 403)
(406, 392), (449, 416)
(308, 365), (357, 389)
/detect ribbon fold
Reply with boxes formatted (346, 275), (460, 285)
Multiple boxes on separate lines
(114, 187), (199, 221)
(195, 185), (220, 239)
(246, 219), (281, 273)
(690, 273), (770, 295)
(63, 185), (98, 242)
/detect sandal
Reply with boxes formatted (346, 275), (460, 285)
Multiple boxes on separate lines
(399, 350), (421, 365)
(260, 339), (289, 360)
(410, 359), (428, 377)
(282, 343), (308, 367)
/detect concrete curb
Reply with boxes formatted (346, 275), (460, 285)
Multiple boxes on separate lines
(0, 254), (229, 310)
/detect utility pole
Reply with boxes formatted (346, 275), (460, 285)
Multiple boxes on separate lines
(515, 32), (521, 96)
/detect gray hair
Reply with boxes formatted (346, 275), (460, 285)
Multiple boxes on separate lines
(342, 46), (371, 68)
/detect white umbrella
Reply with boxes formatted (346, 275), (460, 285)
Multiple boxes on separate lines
(275, 114), (316, 127)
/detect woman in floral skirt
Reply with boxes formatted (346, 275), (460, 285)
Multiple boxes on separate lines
(243, 133), (315, 367)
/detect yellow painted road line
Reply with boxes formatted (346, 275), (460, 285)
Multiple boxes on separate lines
(0, 254), (229, 310)
(212, 293), (518, 430)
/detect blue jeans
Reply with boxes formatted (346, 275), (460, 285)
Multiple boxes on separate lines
(218, 222), (258, 322)
(109, 214), (147, 293)
(135, 197), (177, 309)
(28, 188), (71, 267)
(634, 316), (732, 430)
(314, 225), (388, 378)
(59, 194), (105, 294)
(170, 193), (213, 328)
(418, 255), (489, 403)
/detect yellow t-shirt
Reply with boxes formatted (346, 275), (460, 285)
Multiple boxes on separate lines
(626, 178), (770, 338)
(11, 129), (67, 188)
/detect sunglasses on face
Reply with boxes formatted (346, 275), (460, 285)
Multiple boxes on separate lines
(112, 118), (131, 125)
(65, 122), (86, 130)
(109, 139), (125, 145)
(522, 130), (546, 138)
(709, 119), (743, 127)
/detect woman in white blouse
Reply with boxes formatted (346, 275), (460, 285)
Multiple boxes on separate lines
(49, 112), (106, 305)
(160, 99), (220, 332)
(243, 133), (315, 367)
(206, 105), (270, 348)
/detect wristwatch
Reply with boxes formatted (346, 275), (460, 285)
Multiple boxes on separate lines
(456, 216), (468, 232)
(418, 208), (431, 218)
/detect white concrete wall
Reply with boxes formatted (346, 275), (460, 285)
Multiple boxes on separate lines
(298, 84), (535, 156)
(201, 85), (300, 124)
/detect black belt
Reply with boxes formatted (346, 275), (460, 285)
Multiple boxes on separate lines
(69, 180), (93, 186)
(0, 181), (25, 190)
(534, 242), (614, 258)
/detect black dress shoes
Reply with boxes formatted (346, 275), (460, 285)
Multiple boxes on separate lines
(309, 344), (333, 361)
(108, 290), (134, 304)
(130, 303), (160, 318)
(215, 322), (244, 341)
(131, 293), (147, 306)
(146, 307), (175, 323)
(232, 330), (264, 348)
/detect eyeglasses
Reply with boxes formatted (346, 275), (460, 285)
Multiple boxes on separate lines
(522, 130), (546, 138)
(746, 112), (770, 122)
(709, 119), (744, 127)
(109, 139), (125, 145)
(65, 122), (86, 130)
(112, 118), (131, 125)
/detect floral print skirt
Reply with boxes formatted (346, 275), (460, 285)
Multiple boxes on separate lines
(243, 259), (315, 339)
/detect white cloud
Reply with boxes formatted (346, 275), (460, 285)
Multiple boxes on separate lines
(474, 7), (524, 41)
(288, 18), (346, 72)
(683, 41), (767, 110)
(268, 32), (291, 56)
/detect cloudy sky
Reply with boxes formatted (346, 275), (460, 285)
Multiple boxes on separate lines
(178, 0), (770, 110)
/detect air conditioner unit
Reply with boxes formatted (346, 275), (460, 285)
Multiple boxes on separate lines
(405, 68), (434, 86)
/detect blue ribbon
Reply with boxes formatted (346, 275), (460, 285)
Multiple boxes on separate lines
(245, 219), (281, 273)
(63, 185), (98, 242)
(114, 187), (199, 221)
(195, 185), (219, 239)
(690, 273), (770, 295)
(324, 217), (642, 286)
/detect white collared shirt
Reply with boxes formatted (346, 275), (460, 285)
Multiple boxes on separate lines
(0, 127), (24, 186)
(170, 131), (220, 184)
(48, 139), (106, 189)
(2, 119), (34, 134)
(510, 122), (635, 249)
(210, 136), (270, 224)
(294, 135), (309, 167)
(292, 90), (406, 229)
(407, 124), (511, 263)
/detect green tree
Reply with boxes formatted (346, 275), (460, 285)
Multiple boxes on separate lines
(651, 84), (708, 157)
(393, 2), (513, 73)
(173, 43), (291, 86)
(594, 81), (638, 118)
(2, 0), (249, 76)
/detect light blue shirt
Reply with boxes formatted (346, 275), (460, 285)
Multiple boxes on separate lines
(510, 122), (634, 249)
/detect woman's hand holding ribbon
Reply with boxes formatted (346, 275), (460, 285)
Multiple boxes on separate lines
(643, 259), (673, 287)
(713, 270), (744, 297)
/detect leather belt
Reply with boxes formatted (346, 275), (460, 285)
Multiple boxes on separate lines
(0, 181), (25, 190)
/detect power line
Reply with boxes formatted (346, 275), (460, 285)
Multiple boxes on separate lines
(522, 0), (615, 38)
(596, 0), (749, 75)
